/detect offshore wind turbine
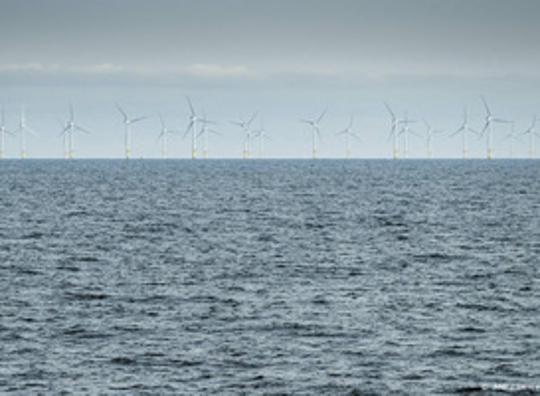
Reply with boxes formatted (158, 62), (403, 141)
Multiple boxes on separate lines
(0, 106), (14, 159)
(116, 104), (147, 159)
(60, 104), (91, 159)
(335, 115), (360, 158)
(156, 113), (177, 159)
(231, 112), (257, 159)
(451, 107), (477, 159)
(522, 115), (538, 158)
(423, 119), (444, 159)
(184, 96), (208, 159)
(14, 107), (37, 159)
(480, 96), (510, 160)
(300, 109), (326, 159)
(384, 103), (401, 159)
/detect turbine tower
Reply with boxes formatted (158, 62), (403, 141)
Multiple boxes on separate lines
(0, 106), (14, 159)
(384, 103), (401, 159)
(14, 107), (37, 159)
(156, 113), (177, 159)
(451, 107), (477, 159)
(300, 109), (326, 159)
(336, 115), (360, 158)
(117, 104), (147, 159)
(231, 112), (257, 159)
(522, 115), (538, 159)
(423, 119), (443, 159)
(480, 96), (510, 160)
(60, 104), (91, 159)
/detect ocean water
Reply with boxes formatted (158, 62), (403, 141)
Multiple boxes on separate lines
(0, 159), (539, 395)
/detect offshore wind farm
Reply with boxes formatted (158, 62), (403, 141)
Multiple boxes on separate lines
(1, 96), (538, 160)
(1, 1), (540, 395)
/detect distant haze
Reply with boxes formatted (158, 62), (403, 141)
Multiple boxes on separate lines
(1, 0), (539, 158)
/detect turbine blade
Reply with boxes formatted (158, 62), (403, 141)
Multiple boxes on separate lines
(247, 112), (258, 127)
(130, 116), (148, 124)
(158, 113), (165, 129)
(116, 103), (128, 122)
(384, 102), (395, 119)
(75, 125), (91, 134)
(69, 103), (74, 121)
(58, 125), (69, 137)
(186, 96), (195, 116)
(184, 121), (194, 138)
(480, 96), (491, 115)
(493, 118), (511, 123)
(317, 108), (327, 124)
(25, 126), (38, 136)
(351, 132), (361, 141)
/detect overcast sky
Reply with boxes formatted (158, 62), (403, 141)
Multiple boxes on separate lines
(1, 0), (539, 158)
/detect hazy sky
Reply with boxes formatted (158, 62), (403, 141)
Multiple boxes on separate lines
(1, 0), (539, 158)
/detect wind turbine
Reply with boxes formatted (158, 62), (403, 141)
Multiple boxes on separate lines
(300, 108), (326, 159)
(480, 96), (510, 160)
(252, 117), (270, 158)
(384, 103), (401, 159)
(116, 103), (147, 159)
(399, 112), (417, 159)
(522, 115), (538, 159)
(198, 114), (219, 159)
(184, 96), (208, 159)
(423, 119), (444, 159)
(335, 115), (361, 158)
(503, 121), (520, 158)
(231, 112), (257, 159)
(0, 106), (14, 159)
(156, 113), (177, 159)
(60, 104), (91, 159)
(14, 107), (37, 159)
(451, 107), (477, 159)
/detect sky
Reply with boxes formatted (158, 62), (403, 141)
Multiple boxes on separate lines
(0, 0), (539, 159)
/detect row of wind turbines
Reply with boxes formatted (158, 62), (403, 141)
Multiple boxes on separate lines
(0, 96), (538, 160)
(385, 96), (539, 160)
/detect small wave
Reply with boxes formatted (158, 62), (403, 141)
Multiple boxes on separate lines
(455, 383), (540, 395)
(65, 292), (110, 301)
(21, 231), (44, 240)
(110, 356), (136, 365)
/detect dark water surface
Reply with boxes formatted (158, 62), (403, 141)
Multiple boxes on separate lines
(0, 159), (539, 395)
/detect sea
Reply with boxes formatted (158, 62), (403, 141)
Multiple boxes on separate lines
(0, 159), (538, 395)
